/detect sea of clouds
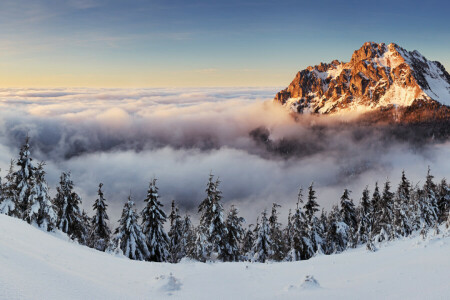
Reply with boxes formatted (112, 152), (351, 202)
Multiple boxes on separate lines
(0, 87), (448, 224)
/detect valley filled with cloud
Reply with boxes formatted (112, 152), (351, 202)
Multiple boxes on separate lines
(0, 87), (448, 223)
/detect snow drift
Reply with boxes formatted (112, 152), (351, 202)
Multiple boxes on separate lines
(1, 214), (449, 299)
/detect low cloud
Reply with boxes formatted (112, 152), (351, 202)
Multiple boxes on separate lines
(0, 87), (448, 224)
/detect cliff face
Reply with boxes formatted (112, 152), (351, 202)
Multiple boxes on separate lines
(275, 42), (450, 114)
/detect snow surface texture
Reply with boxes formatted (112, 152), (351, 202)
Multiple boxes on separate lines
(1, 215), (449, 299)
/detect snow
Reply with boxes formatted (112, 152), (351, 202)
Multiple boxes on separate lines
(1, 214), (449, 299)
(422, 61), (450, 106)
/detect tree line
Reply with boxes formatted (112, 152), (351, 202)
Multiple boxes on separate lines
(0, 138), (449, 263)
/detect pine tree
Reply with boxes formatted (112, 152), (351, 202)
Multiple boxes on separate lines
(224, 205), (245, 262)
(193, 225), (210, 262)
(180, 214), (195, 260)
(241, 224), (254, 261)
(15, 137), (36, 219)
(0, 161), (17, 216)
(80, 210), (91, 245)
(141, 178), (169, 262)
(286, 189), (313, 260)
(114, 195), (149, 260)
(54, 172), (85, 243)
(437, 178), (450, 224)
(417, 168), (439, 236)
(377, 180), (395, 242)
(326, 204), (348, 254)
(27, 162), (56, 231)
(168, 200), (183, 263)
(198, 174), (228, 260)
(371, 182), (382, 235)
(283, 209), (294, 257)
(268, 203), (284, 261)
(88, 183), (111, 251)
(394, 171), (412, 237)
(356, 186), (371, 244)
(340, 189), (357, 247)
(304, 183), (323, 254)
(304, 182), (320, 223)
(252, 209), (273, 263)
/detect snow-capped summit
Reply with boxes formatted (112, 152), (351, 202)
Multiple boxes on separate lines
(275, 42), (450, 114)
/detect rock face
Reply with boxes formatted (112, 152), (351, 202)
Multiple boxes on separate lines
(275, 42), (450, 114)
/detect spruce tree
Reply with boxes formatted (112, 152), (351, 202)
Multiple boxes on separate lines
(88, 183), (111, 251)
(0, 161), (17, 216)
(326, 204), (348, 254)
(371, 182), (382, 235)
(141, 178), (169, 262)
(378, 180), (395, 241)
(224, 205), (245, 262)
(340, 189), (357, 247)
(241, 224), (254, 261)
(168, 200), (183, 263)
(180, 214), (195, 260)
(114, 195), (149, 260)
(437, 179), (449, 224)
(286, 189), (313, 260)
(198, 175), (228, 260)
(394, 171), (412, 237)
(193, 225), (210, 262)
(27, 162), (56, 231)
(15, 137), (36, 219)
(54, 172), (85, 243)
(304, 183), (323, 254)
(356, 186), (371, 244)
(252, 209), (273, 263)
(268, 203), (284, 261)
(417, 168), (439, 236)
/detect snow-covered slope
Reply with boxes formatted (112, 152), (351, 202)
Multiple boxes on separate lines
(1, 214), (449, 299)
(275, 42), (450, 114)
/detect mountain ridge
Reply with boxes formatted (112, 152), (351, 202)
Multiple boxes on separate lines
(274, 42), (450, 115)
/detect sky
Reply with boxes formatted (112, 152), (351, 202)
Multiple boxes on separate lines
(0, 0), (449, 87)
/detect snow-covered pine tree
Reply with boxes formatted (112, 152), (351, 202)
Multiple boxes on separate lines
(27, 162), (56, 231)
(252, 209), (273, 263)
(80, 210), (91, 245)
(193, 225), (210, 262)
(268, 203), (284, 261)
(286, 189), (313, 260)
(326, 204), (348, 254)
(394, 171), (413, 237)
(141, 178), (169, 262)
(198, 174), (228, 260)
(88, 183), (111, 251)
(180, 214), (195, 260)
(371, 182), (382, 236)
(304, 182), (320, 222)
(356, 186), (371, 245)
(377, 180), (395, 242)
(241, 224), (254, 261)
(304, 182), (323, 254)
(437, 178), (450, 224)
(14, 137), (36, 219)
(339, 189), (357, 247)
(168, 200), (183, 263)
(224, 205), (245, 262)
(114, 195), (149, 260)
(417, 168), (439, 236)
(283, 209), (294, 257)
(0, 161), (17, 216)
(54, 172), (86, 243)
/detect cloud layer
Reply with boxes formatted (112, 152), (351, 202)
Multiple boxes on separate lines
(0, 87), (448, 224)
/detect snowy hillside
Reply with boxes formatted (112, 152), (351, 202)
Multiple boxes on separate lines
(1, 214), (449, 300)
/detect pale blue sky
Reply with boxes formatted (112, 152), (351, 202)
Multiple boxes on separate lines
(1, 0), (449, 87)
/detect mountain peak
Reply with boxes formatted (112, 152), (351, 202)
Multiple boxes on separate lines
(275, 42), (450, 115)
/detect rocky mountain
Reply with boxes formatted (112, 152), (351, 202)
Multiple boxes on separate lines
(274, 42), (450, 115)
